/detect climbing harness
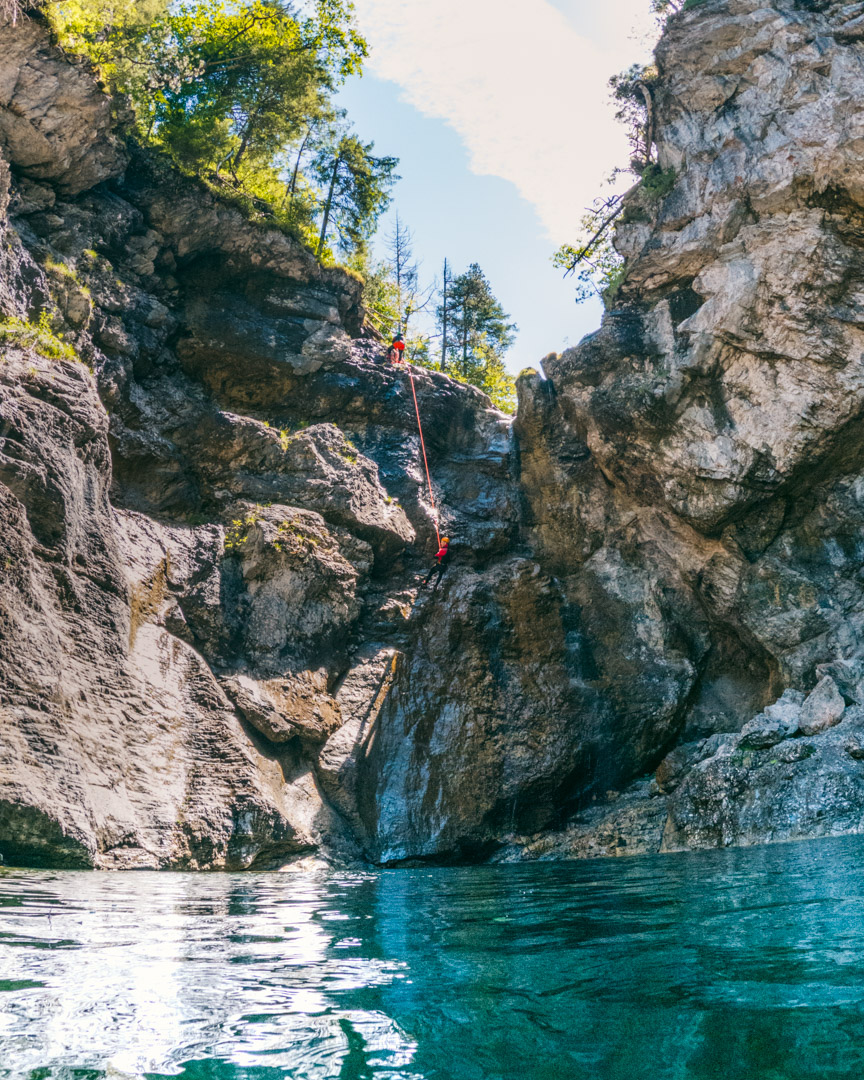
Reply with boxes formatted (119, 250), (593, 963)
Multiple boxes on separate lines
(406, 364), (441, 548)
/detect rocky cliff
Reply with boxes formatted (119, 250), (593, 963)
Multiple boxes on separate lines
(4, 0), (864, 870)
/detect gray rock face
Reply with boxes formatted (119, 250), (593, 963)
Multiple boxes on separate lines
(0, 14), (517, 869)
(816, 659), (864, 706)
(661, 705), (864, 854)
(799, 676), (846, 736)
(0, 16), (126, 194)
(0, 349), (331, 870)
(738, 690), (804, 748)
(8, 2), (864, 869)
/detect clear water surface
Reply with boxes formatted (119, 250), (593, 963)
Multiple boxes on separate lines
(3, 836), (864, 1079)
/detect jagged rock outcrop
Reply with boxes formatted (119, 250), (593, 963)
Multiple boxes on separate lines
(0, 16), (126, 195)
(493, 0), (864, 861)
(7, 0), (864, 869)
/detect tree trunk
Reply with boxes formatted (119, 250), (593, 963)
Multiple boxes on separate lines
(231, 103), (266, 178)
(635, 81), (655, 165)
(317, 150), (341, 257)
(461, 301), (468, 376)
(286, 129), (310, 206)
(231, 125), (253, 177)
(441, 258), (449, 372)
(395, 217), (403, 336)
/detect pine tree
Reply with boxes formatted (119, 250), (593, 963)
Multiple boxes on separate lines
(314, 134), (399, 258)
(439, 257), (452, 373)
(437, 263), (516, 412)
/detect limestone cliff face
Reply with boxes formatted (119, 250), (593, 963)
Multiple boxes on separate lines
(4, 1), (864, 870)
(500, 0), (864, 859)
(358, 0), (864, 863)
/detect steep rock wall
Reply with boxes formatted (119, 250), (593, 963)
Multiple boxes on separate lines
(5, 1), (864, 869)
(358, 0), (864, 862)
(0, 13), (519, 868)
(498, 0), (864, 859)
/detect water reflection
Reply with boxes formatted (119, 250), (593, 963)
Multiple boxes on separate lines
(3, 838), (864, 1077)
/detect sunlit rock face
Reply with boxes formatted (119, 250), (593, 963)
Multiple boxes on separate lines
(6, 0), (864, 868)
(0, 13), (516, 868)
(497, 0), (864, 860)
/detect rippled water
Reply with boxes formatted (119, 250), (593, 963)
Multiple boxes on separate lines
(4, 837), (864, 1078)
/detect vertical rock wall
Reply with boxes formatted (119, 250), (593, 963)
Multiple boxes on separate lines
(7, 1), (864, 869)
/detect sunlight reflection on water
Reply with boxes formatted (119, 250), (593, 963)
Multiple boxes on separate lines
(4, 837), (864, 1078)
(0, 871), (417, 1078)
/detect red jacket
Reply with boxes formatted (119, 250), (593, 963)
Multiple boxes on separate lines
(435, 544), (450, 563)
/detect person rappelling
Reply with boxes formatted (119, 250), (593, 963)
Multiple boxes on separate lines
(393, 332), (447, 593)
(423, 537), (451, 591)
(387, 333), (405, 363)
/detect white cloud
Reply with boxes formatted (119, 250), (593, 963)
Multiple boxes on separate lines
(350, 0), (657, 244)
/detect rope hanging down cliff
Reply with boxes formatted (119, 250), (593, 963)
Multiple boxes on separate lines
(388, 335), (441, 547)
(408, 366), (441, 548)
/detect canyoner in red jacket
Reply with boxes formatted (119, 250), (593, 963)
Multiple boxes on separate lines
(387, 334), (406, 363)
(423, 537), (451, 591)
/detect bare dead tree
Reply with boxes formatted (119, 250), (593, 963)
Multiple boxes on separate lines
(634, 80), (656, 165)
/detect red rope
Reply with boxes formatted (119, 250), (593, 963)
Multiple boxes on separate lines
(407, 366), (441, 547)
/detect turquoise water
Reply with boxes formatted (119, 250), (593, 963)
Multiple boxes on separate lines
(3, 838), (864, 1078)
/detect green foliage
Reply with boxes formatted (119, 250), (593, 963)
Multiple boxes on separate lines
(436, 263), (516, 413)
(224, 511), (261, 551)
(44, 257), (77, 280)
(609, 63), (659, 170)
(356, 255), (400, 338)
(640, 163), (676, 199)
(314, 134), (398, 259)
(651, 0), (709, 22)
(553, 33), (678, 309)
(46, 0), (394, 260)
(0, 312), (77, 362)
(272, 519), (320, 554)
(552, 188), (628, 306)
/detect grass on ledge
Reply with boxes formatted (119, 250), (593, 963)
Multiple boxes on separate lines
(0, 312), (77, 363)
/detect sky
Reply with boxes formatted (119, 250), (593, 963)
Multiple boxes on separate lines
(337, 0), (659, 373)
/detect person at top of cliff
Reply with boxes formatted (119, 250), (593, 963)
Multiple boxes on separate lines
(423, 537), (451, 591)
(387, 333), (405, 363)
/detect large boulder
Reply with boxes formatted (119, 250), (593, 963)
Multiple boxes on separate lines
(798, 676), (845, 737)
(0, 17), (126, 194)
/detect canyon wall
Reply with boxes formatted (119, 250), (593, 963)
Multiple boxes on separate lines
(4, 0), (864, 869)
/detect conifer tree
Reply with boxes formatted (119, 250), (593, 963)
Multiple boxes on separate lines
(439, 257), (452, 373)
(437, 263), (516, 411)
(315, 134), (398, 258)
